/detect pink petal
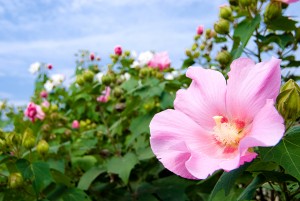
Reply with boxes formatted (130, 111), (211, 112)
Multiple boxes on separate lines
(150, 109), (211, 179)
(226, 57), (281, 122)
(36, 105), (45, 120)
(240, 99), (284, 149)
(174, 67), (226, 130)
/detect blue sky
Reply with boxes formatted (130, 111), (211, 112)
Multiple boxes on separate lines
(0, 0), (299, 105)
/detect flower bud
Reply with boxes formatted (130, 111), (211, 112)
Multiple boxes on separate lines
(196, 25), (204, 35)
(264, 2), (282, 22)
(72, 120), (80, 129)
(8, 173), (23, 189)
(83, 70), (95, 82)
(205, 29), (212, 39)
(193, 51), (200, 58)
(277, 79), (300, 121)
(47, 64), (53, 70)
(216, 51), (232, 67)
(214, 19), (230, 35)
(90, 52), (95, 61)
(101, 75), (113, 86)
(37, 139), (49, 155)
(219, 5), (232, 20)
(185, 49), (192, 57)
(114, 45), (122, 56)
(191, 43), (198, 51)
(239, 0), (252, 7)
(76, 75), (85, 86)
(22, 128), (36, 150)
(113, 87), (123, 98)
(40, 90), (48, 98)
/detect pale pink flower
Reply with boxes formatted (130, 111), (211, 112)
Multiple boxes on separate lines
(279, 0), (299, 4)
(72, 120), (80, 129)
(97, 87), (111, 103)
(40, 90), (48, 98)
(150, 57), (285, 179)
(114, 46), (122, 56)
(24, 102), (45, 122)
(197, 25), (204, 35)
(148, 51), (171, 71)
(42, 100), (50, 108)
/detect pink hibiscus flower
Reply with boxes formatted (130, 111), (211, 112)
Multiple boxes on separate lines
(72, 120), (80, 129)
(150, 57), (285, 179)
(24, 102), (45, 122)
(97, 86), (111, 103)
(148, 51), (171, 71)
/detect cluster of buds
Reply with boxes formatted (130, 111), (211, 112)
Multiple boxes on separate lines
(216, 50), (232, 69)
(277, 79), (300, 122)
(76, 70), (95, 86)
(79, 119), (97, 130)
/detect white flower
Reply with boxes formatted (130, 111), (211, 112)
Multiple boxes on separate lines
(131, 61), (140, 68)
(164, 70), (180, 80)
(44, 80), (54, 92)
(121, 72), (130, 81)
(95, 72), (104, 83)
(29, 62), (41, 74)
(138, 51), (154, 66)
(51, 74), (65, 86)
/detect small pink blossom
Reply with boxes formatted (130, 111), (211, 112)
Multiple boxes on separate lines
(47, 64), (53, 70)
(97, 87), (111, 103)
(90, 52), (95, 61)
(72, 120), (80, 129)
(150, 57), (285, 179)
(280, 0), (299, 4)
(197, 25), (204, 35)
(114, 46), (122, 56)
(24, 102), (45, 122)
(42, 100), (50, 108)
(40, 90), (48, 98)
(148, 51), (171, 71)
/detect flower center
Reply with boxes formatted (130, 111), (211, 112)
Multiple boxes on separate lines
(213, 116), (245, 147)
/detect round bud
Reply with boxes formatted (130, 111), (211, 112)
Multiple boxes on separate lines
(216, 51), (232, 67)
(22, 128), (35, 150)
(193, 51), (200, 58)
(83, 70), (95, 82)
(264, 2), (282, 22)
(76, 75), (85, 86)
(113, 87), (123, 98)
(214, 19), (230, 35)
(8, 173), (23, 189)
(101, 75), (112, 86)
(37, 140), (49, 155)
(219, 5), (232, 20)
(185, 49), (192, 57)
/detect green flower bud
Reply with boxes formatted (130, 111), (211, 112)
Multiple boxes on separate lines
(185, 49), (192, 57)
(101, 75), (113, 85)
(76, 75), (85, 86)
(139, 68), (151, 78)
(37, 140), (49, 155)
(219, 5), (232, 20)
(200, 44), (205, 51)
(86, 119), (91, 125)
(5, 133), (21, 147)
(214, 19), (230, 35)
(124, 50), (131, 57)
(239, 0), (252, 7)
(51, 104), (58, 112)
(191, 43), (198, 51)
(155, 71), (164, 79)
(113, 87), (123, 98)
(83, 70), (95, 82)
(277, 79), (300, 121)
(80, 120), (87, 128)
(193, 51), (200, 58)
(8, 173), (23, 189)
(22, 128), (35, 150)
(216, 51), (232, 67)
(264, 2), (282, 22)
(205, 29), (212, 39)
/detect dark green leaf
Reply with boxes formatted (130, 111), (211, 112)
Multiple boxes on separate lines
(77, 166), (106, 190)
(267, 16), (297, 31)
(181, 58), (195, 69)
(237, 174), (266, 201)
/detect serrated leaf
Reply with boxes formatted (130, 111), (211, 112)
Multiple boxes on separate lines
(77, 166), (106, 190)
(16, 159), (53, 193)
(259, 127), (300, 181)
(107, 152), (138, 184)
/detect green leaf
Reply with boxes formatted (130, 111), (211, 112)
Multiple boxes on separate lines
(259, 33), (294, 49)
(127, 114), (152, 145)
(181, 58), (195, 69)
(62, 188), (91, 201)
(51, 169), (73, 187)
(237, 174), (266, 201)
(209, 163), (250, 201)
(107, 152), (138, 184)
(16, 159), (53, 193)
(77, 166), (106, 190)
(267, 16), (297, 31)
(233, 14), (261, 48)
(259, 128), (300, 181)
(121, 78), (139, 92)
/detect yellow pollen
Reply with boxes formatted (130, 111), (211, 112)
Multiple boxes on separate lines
(213, 116), (244, 147)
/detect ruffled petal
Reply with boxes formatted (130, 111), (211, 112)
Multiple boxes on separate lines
(174, 67), (226, 130)
(150, 109), (212, 179)
(239, 99), (284, 149)
(226, 57), (281, 122)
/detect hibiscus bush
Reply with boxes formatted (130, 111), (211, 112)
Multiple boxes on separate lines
(1, 0), (300, 200)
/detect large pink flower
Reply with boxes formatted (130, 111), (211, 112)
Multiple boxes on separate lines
(150, 57), (285, 179)
(24, 102), (45, 122)
(148, 51), (171, 71)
